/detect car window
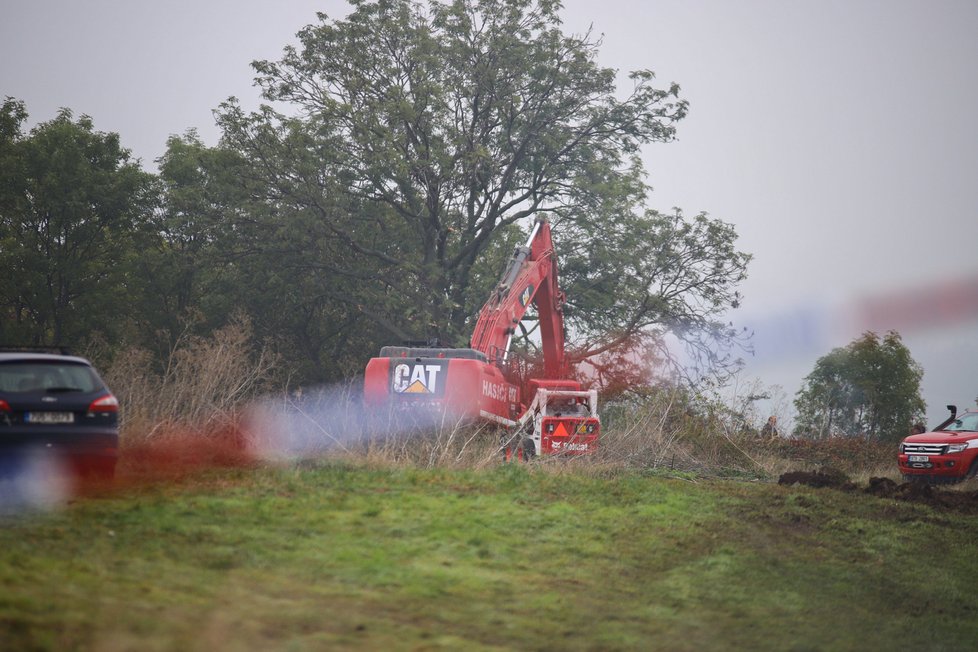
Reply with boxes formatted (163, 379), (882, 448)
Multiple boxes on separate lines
(547, 399), (588, 416)
(0, 361), (104, 393)
(946, 413), (978, 432)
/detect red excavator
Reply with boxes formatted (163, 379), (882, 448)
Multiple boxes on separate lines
(363, 216), (600, 457)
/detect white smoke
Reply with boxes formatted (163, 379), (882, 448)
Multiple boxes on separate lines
(0, 448), (74, 515)
(242, 384), (471, 462)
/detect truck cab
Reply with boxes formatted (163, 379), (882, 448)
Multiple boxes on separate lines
(898, 405), (978, 483)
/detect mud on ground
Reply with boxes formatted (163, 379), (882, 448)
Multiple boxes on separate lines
(778, 470), (978, 513)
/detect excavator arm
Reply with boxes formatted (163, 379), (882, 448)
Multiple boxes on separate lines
(469, 216), (568, 378)
(363, 214), (595, 443)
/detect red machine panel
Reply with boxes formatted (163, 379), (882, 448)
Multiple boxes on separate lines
(363, 348), (520, 426)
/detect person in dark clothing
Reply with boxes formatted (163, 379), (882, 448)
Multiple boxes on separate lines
(761, 415), (780, 439)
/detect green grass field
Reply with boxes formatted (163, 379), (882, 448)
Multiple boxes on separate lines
(3, 462), (978, 651)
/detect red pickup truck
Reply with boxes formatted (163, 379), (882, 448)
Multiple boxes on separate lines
(899, 405), (978, 484)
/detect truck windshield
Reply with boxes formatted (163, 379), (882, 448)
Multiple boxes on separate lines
(946, 413), (978, 432)
(550, 399), (589, 416)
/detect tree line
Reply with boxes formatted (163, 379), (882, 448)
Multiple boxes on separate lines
(2, 0), (929, 443)
(1, 0), (751, 389)
(793, 330), (926, 442)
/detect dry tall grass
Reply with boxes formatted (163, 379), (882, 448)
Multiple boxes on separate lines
(245, 385), (504, 470)
(102, 318), (279, 442)
(96, 324), (896, 481)
(562, 386), (766, 477)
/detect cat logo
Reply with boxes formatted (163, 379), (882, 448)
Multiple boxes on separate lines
(391, 361), (446, 396)
(519, 284), (534, 307)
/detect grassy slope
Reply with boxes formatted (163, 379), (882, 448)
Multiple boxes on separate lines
(2, 464), (977, 651)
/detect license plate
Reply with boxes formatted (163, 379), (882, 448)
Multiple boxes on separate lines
(26, 412), (74, 424)
(908, 455), (929, 462)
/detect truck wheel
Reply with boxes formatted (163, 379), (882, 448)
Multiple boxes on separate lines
(521, 438), (536, 461)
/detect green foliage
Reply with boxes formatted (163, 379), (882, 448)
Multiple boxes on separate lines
(794, 331), (925, 441)
(1, 0), (752, 386)
(151, 132), (398, 380)
(211, 0), (748, 380)
(0, 98), (157, 346)
(4, 466), (978, 650)
(138, 131), (245, 342)
(559, 208), (750, 381)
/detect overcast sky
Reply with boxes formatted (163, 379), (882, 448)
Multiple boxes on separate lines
(3, 0), (977, 425)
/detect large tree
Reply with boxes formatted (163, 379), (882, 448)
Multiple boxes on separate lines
(0, 98), (157, 346)
(151, 132), (400, 380)
(794, 331), (925, 442)
(213, 0), (749, 381)
(139, 132), (257, 347)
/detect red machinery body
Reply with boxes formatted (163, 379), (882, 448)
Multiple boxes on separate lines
(514, 387), (599, 459)
(468, 218), (568, 379)
(363, 217), (599, 454)
(363, 346), (520, 426)
(898, 406), (978, 483)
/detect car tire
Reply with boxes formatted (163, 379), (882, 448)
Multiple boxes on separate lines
(521, 438), (536, 461)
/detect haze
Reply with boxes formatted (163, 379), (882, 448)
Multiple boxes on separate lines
(3, 0), (976, 425)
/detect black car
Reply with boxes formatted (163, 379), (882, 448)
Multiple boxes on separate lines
(0, 349), (118, 478)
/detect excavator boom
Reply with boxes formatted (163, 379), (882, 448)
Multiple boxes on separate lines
(363, 216), (598, 456)
(469, 217), (567, 377)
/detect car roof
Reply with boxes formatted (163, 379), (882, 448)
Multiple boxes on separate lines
(0, 352), (93, 365)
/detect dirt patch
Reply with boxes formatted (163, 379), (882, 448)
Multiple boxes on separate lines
(779, 470), (978, 513)
(865, 476), (978, 512)
(778, 470), (858, 491)
(864, 476), (901, 497)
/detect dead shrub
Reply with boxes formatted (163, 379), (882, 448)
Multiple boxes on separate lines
(95, 332), (902, 481)
(242, 385), (505, 470)
(101, 316), (280, 443)
(569, 387), (764, 477)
